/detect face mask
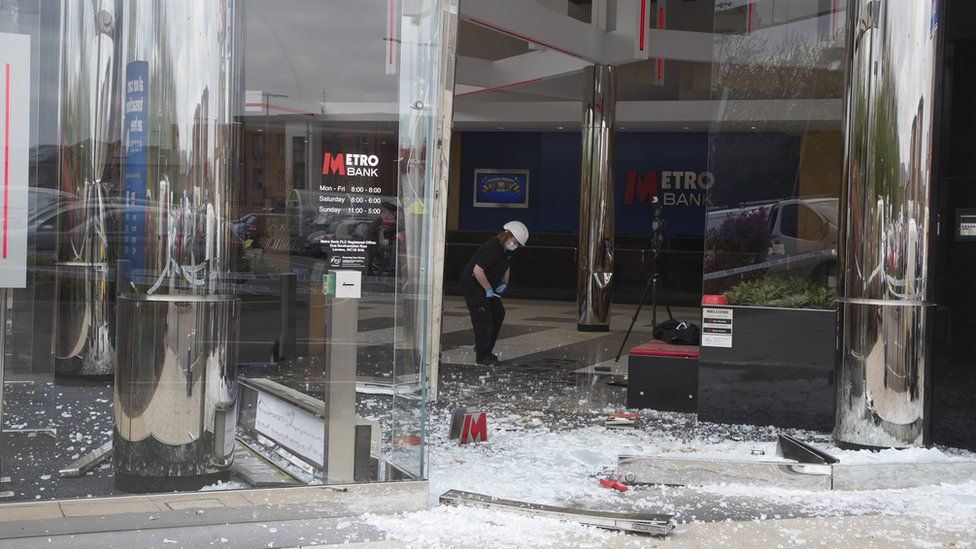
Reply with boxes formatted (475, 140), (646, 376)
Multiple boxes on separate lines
(505, 242), (518, 251)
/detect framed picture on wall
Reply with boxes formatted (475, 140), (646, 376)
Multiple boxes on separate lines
(473, 169), (530, 208)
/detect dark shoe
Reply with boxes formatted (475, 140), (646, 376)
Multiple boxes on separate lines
(476, 354), (499, 365)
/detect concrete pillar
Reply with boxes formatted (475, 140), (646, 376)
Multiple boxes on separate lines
(577, 64), (616, 332)
(836, 0), (940, 448)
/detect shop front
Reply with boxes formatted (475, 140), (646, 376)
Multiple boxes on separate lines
(0, 0), (456, 506)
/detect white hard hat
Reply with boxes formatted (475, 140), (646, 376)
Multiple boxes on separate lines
(503, 220), (529, 246)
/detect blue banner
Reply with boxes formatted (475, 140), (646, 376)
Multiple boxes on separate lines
(122, 61), (148, 270)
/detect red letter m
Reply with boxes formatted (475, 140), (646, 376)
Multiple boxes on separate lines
(322, 153), (345, 175)
(624, 171), (658, 205)
(460, 412), (488, 444)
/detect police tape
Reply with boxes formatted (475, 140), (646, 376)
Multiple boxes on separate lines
(703, 250), (836, 281)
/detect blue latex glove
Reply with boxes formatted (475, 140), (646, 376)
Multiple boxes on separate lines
(496, 283), (508, 294)
(485, 288), (495, 298)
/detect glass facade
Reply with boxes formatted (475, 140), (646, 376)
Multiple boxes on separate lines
(696, 0), (848, 432)
(704, 0), (846, 306)
(0, 0), (453, 501)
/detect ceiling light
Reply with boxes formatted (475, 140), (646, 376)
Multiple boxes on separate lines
(557, 126), (563, 130)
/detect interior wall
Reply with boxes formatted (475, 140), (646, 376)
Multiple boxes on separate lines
(456, 131), (712, 237)
(457, 131), (557, 234)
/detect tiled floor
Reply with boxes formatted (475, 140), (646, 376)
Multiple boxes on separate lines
(437, 296), (700, 414)
(441, 296), (698, 358)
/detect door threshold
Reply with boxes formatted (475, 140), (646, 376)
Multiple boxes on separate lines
(0, 481), (427, 541)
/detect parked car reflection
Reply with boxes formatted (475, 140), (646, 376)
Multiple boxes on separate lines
(232, 211), (289, 247)
(29, 187), (71, 257)
(29, 194), (249, 276)
(766, 197), (838, 279)
(705, 196), (839, 286)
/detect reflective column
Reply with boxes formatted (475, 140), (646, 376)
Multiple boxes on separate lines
(54, 0), (123, 379)
(836, 0), (939, 448)
(113, 0), (242, 491)
(577, 64), (616, 332)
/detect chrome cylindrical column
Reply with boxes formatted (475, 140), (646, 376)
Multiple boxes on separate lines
(114, 294), (239, 490)
(113, 0), (243, 491)
(577, 64), (616, 332)
(836, 0), (939, 448)
(54, 0), (123, 379)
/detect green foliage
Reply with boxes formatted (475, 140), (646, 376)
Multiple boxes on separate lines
(703, 208), (772, 294)
(724, 277), (836, 310)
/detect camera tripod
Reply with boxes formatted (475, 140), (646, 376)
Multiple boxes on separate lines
(614, 198), (668, 363)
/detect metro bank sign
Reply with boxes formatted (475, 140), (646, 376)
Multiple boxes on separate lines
(623, 169), (715, 207)
(322, 152), (380, 177)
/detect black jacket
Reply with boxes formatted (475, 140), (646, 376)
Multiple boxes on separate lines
(461, 239), (511, 288)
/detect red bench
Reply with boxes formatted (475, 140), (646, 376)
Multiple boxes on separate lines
(627, 340), (699, 413)
(629, 340), (700, 360)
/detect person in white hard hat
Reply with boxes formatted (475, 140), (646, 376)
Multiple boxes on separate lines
(460, 221), (529, 365)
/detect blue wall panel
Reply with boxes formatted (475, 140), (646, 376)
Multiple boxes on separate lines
(537, 132), (581, 233)
(459, 131), (711, 237)
(459, 132), (541, 234)
(614, 132), (710, 237)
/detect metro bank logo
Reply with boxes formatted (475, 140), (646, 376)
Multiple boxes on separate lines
(322, 152), (380, 177)
(624, 170), (715, 207)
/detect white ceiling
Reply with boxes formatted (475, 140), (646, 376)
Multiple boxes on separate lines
(453, 0), (847, 132)
(241, 0), (847, 133)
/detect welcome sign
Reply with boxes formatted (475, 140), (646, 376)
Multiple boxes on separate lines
(0, 33), (29, 288)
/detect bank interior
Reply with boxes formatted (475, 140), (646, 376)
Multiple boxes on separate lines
(2, 0), (976, 518)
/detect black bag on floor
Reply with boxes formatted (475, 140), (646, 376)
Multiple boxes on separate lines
(653, 318), (701, 345)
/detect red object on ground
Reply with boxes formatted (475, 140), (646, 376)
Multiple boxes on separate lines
(393, 435), (422, 446)
(629, 339), (700, 359)
(609, 412), (637, 420)
(459, 411), (488, 444)
(701, 294), (729, 305)
(599, 478), (629, 492)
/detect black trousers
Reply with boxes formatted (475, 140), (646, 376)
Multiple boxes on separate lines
(461, 278), (505, 359)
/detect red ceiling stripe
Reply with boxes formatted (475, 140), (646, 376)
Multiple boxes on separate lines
(656, 7), (664, 80)
(3, 63), (9, 258)
(831, 0), (838, 37)
(747, 1), (753, 35)
(639, 0), (646, 51)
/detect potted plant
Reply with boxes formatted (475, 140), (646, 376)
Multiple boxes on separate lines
(698, 276), (837, 432)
